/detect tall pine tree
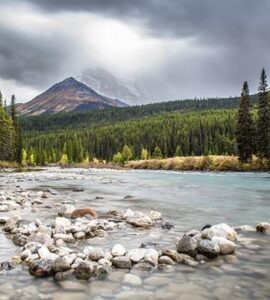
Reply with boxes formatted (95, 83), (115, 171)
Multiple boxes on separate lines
(257, 68), (270, 159)
(0, 90), (3, 107)
(236, 81), (253, 162)
(10, 95), (22, 163)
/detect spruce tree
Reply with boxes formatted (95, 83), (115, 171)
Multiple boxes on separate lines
(152, 146), (162, 159)
(122, 145), (133, 162)
(257, 68), (270, 159)
(10, 95), (22, 163)
(0, 105), (15, 161)
(236, 81), (254, 162)
(0, 90), (3, 107)
(3, 99), (7, 112)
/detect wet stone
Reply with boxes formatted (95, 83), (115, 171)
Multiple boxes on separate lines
(29, 259), (54, 277)
(111, 256), (132, 269)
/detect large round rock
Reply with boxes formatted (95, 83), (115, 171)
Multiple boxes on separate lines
(198, 239), (220, 258)
(202, 223), (237, 241)
(29, 259), (54, 277)
(53, 257), (71, 273)
(177, 235), (199, 257)
(74, 261), (95, 280)
(212, 237), (235, 255)
(111, 256), (132, 269)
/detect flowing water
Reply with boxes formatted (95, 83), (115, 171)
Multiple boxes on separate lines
(0, 168), (269, 300)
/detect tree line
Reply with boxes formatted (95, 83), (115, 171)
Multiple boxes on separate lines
(0, 92), (22, 163)
(23, 109), (237, 164)
(21, 94), (258, 132)
(236, 68), (270, 162)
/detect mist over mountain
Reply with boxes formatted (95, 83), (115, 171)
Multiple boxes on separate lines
(76, 68), (147, 105)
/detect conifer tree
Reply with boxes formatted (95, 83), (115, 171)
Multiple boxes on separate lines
(152, 146), (162, 159)
(236, 81), (254, 162)
(122, 145), (133, 162)
(10, 95), (22, 163)
(257, 68), (270, 159)
(141, 148), (149, 160)
(0, 104), (15, 161)
(175, 145), (183, 157)
(0, 90), (3, 107)
(3, 99), (7, 112)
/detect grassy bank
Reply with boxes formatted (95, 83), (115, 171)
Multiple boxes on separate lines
(2, 156), (269, 172)
(126, 155), (270, 172)
(0, 161), (20, 169)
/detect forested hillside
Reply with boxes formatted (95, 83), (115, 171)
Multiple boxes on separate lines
(23, 109), (240, 164)
(21, 95), (258, 132)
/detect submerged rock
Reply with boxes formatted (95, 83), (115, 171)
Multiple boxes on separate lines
(123, 274), (142, 286)
(161, 221), (174, 230)
(54, 269), (74, 281)
(132, 262), (154, 272)
(234, 225), (255, 232)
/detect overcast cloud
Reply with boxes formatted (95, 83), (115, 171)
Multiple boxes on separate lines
(0, 0), (270, 103)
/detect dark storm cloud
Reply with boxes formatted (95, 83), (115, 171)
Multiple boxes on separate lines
(1, 0), (270, 101)
(23, 0), (270, 41)
(0, 21), (75, 88)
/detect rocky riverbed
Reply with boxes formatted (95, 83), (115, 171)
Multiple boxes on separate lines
(0, 168), (269, 299)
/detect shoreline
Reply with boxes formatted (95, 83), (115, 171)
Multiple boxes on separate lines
(1, 155), (270, 172)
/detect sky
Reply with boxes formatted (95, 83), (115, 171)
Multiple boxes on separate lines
(0, 0), (270, 103)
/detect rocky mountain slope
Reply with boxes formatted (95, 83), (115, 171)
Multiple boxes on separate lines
(18, 77), (127, 116)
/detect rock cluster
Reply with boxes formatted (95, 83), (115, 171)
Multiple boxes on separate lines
(107, 208), (174, 229)
(177, 223), (237, 259)
(0, 185), (268, 284)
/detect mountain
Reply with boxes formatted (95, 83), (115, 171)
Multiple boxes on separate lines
(17, 77), (127, 116)
(76, 68), (146, 105)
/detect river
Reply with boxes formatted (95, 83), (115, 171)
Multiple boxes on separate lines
(0, 168), (269, 299)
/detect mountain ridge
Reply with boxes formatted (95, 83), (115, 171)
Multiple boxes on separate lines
(17, 77), (127, 116)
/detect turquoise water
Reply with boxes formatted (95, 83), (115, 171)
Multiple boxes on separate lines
(0, 168), (269, 299)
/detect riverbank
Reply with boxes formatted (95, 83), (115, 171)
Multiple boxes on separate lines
(126, 155), (270, 172)
(1, 155), (270, 172)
